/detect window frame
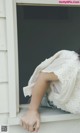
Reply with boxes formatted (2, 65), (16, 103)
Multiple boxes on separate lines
(6, 0), (80, 118)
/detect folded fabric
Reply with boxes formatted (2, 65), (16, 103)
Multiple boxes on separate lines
(23, 50), (80, 114)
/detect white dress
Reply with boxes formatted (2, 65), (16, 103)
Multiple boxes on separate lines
(23, 50), (80, 114)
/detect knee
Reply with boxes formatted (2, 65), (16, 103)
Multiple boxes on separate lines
(39, 72), (48, 82)
(39, 71), (58, 82)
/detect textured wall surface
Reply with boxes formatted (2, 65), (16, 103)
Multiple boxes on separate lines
(0, 0), (8, 113)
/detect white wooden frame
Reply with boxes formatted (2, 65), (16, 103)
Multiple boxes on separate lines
(16, 0), (80, 6)
(6, 0), (19, 117)
(6, 0), (80, 118)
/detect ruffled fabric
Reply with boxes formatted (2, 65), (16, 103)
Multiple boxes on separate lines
(23, 50), (63, 97)
(23, 50), (80, 114)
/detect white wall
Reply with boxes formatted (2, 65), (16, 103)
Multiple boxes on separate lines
(0, 0), (9, 113)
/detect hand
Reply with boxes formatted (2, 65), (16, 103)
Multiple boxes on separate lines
(20, 109), (40, 132)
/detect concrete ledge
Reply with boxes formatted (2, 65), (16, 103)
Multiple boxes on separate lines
(8, 104), (80, 125)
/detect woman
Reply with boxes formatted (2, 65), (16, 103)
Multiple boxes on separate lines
(20, 49), (80, 132)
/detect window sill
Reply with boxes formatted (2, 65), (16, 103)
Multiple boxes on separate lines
(8, 104), (80, 126)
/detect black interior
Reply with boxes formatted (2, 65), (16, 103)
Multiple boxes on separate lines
(17, 6), (80, 104)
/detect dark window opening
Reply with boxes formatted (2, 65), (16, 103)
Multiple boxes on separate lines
(17, 5), (80, 104)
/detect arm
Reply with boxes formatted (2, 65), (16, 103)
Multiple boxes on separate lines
(20, 72), (58, 132)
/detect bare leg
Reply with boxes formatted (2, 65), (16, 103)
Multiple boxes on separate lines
(20, 72), (58, 132)
(28, 71), (58, 111)
(28, 72), (50, 111)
